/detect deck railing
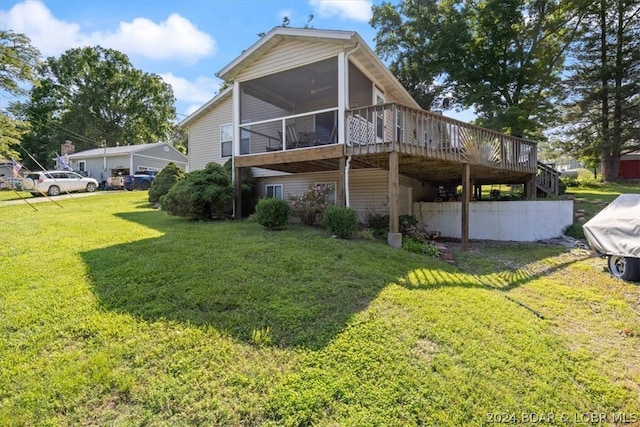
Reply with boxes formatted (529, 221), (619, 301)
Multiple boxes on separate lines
(536, 161), (561, 196)
(237, 103), (538, 175)
(346, 103), (538, 173)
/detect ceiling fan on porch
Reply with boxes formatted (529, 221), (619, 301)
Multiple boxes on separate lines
(295, 78), (332, 95)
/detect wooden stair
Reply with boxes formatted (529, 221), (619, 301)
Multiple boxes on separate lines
(536, 161), (561, 196)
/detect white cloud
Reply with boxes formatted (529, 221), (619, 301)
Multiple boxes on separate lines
(309, 0), (373, 22)
(94, 14), (216, 61)
(160, 72), (220, 105)
(1, 0), (215, 61)
(1, 1), (83, 57)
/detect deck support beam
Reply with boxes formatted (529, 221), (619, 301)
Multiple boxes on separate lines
(387, 151), (402, 248)
(234, 166), (242, 219)
(461, 163), (470, 251)
(525, 175), (537, 200)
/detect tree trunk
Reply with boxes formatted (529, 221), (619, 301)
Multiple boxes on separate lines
(602, 152), (621, 182)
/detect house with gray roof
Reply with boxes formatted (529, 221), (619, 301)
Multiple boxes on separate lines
(64, 142), (187, 186)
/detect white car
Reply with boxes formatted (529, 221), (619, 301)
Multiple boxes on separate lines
(23, 171), (99, 196)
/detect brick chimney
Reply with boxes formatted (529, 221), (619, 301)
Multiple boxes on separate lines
(61, 140), (75, 155)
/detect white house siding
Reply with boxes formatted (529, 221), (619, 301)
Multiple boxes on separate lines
(235, 39), (343, 82)
(188, 96), (233, 171)
(258, 168), (436, 223)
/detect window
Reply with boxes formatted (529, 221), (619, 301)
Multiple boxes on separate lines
(265, 184), (283, 200)
(315, 182), (336, 204)
(78, 160), (86, 172)
(221, 123), (233, 157)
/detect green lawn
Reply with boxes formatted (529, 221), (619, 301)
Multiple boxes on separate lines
(565, 182), (639, 221)
(1, 192), (639, 425)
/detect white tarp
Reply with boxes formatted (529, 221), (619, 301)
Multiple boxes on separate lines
(583, 194), (640, 257)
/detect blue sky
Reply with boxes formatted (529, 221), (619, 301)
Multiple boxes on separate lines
(1, 0), (472, 121)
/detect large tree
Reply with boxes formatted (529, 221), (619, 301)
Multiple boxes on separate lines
(19, 46), (176, 168)
(560, 0), (640, 182)
(371, 0), (582, 139)
(0, 30), (40, 160)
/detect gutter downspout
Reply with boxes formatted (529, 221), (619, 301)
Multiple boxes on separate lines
(343, 40), (359, 210)
(345, 155), (351, 208)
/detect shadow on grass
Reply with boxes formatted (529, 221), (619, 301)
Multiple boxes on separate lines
(82, 210), (583, 349)
(81, 210), (438, 350)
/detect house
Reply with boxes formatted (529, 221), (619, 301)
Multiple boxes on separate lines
(618, 151), (640, 179)
(181, 27), (562, 247)
(64, 142), (188, 186)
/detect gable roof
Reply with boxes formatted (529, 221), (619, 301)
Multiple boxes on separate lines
(216, 27), (419, 109)
(66, 143), (176, 159)
(180, 28), (422, 128)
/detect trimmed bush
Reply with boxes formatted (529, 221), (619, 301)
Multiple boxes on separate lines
(160, 162), (233, 220)
(148, 162), (185, 204)
(254, 198), (291, 230)
(323, 205), (357, 239)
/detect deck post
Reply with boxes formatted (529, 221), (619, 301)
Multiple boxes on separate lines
(337, 156), (346, 207)
(525, 175), (537, 200)
(387, 150), (401, 248)
(461, 163), (470, 251)
(234, 166), (242, 219)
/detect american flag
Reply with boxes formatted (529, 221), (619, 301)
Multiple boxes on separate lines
(11, 159), (22, 178)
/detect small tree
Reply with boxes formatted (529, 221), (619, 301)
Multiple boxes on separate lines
(148, 162), (185, 204)
(160, 162), (233, 220)
(288, 184), (333, 226)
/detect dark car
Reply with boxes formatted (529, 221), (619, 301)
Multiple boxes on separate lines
(124, 170), (157, 191)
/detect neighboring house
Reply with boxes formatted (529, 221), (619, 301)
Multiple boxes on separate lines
(64, 143), (188, 186)
(619, 151), (640, 179)
(181, 27), (557, 246)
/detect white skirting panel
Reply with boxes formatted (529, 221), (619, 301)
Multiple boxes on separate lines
(414, 200), (574, 242)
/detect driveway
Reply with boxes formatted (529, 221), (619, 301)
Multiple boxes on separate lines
(0, 191), (108, 207)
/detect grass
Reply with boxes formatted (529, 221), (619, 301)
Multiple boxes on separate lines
(564, 181), (639, 221)
(1, 192), (639, 425)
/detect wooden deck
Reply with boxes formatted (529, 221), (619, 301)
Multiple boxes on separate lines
(235, 102), (539, 188)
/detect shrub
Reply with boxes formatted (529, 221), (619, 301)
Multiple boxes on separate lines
(367, 213), (389, 238)
(357, 228), (375, 241)
(254, 198), (291, 230)
(160, 162), (233, 220)
(323, 205), (357, 239)
(366, 213), (419, 238)
(402, 236), (442, 258)
(148, 162), (185, 204)
(563, 222), (585, 239)
(288, 185), (333, 226)
(399, 214), (418, 235)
